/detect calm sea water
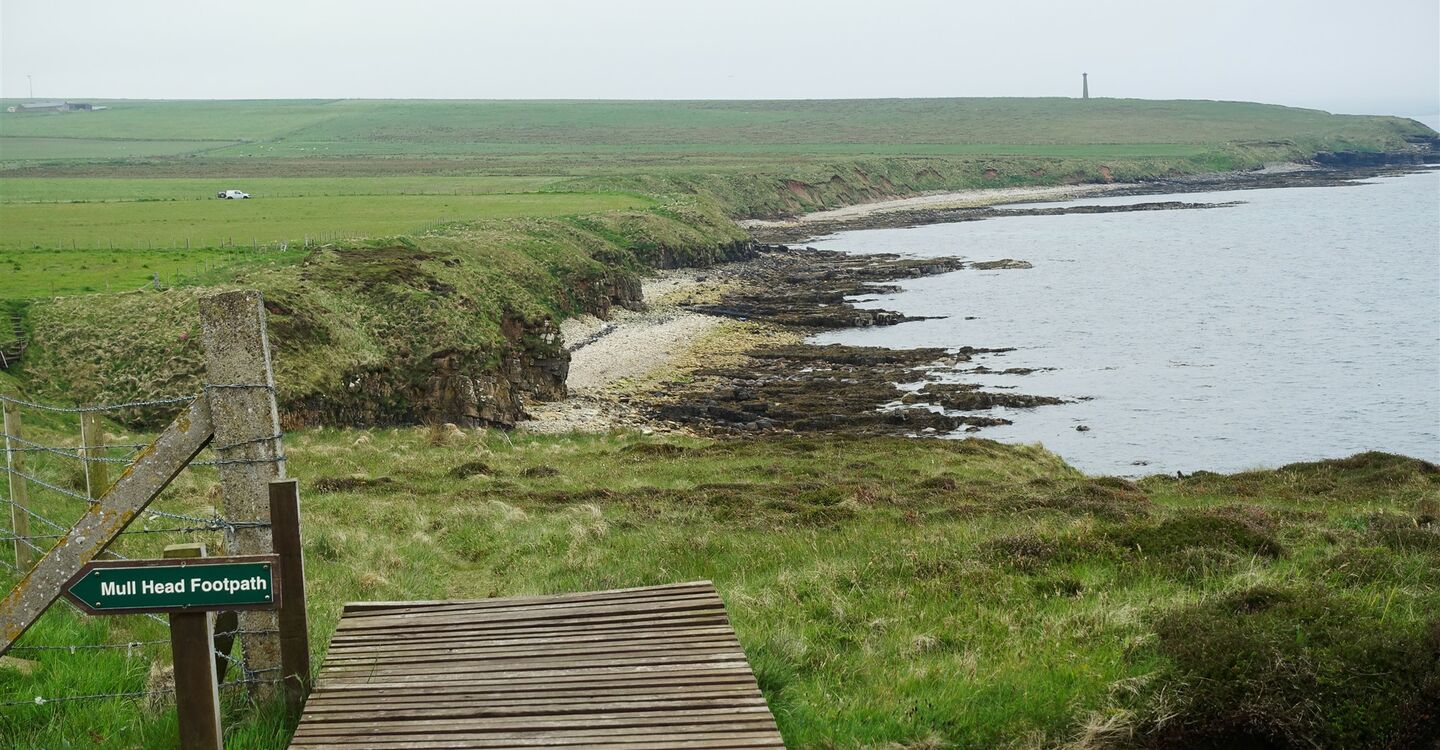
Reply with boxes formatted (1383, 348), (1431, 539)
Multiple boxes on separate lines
(811, 169), (1440, 476)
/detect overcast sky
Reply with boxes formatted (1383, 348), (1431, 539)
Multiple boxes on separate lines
(2, 0), (1437, 119)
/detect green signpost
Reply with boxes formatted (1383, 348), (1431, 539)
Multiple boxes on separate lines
(62, 555), (281, 615)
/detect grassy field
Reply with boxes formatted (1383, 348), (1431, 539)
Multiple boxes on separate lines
(0, 192), (652, 254)
(3, 99), (1429, 159)
(0, 420), (1435, 749)
(0, 97), (1431, 294)
(0, 247), (306, 298)
(0, 176), (562, 202)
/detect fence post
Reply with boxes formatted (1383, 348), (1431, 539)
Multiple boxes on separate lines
(79, 412), (108, 501)
(198, 290), (285, 702)
(269, 479), (310, 716)
(212, 611), (238, 680)
(2, 401), (32, 569)
(164, 543), (224, 750)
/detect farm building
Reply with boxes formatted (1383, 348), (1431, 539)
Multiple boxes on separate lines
(5, 101), (103, 113)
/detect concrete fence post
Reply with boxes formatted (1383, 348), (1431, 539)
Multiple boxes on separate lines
(198, 290), (286, 702)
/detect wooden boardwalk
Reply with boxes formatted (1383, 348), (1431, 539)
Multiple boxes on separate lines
(289, 581), (785, 749)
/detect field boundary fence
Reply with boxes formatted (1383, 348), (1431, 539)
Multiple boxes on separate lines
(0, 290), (293, 711)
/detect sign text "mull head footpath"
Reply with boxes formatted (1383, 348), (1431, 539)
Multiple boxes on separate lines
(63, 555), (282, 615)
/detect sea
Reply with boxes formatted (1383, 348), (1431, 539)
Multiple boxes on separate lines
(811, 168), (1440, 476)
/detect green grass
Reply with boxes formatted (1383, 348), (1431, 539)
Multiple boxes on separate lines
(0, 427), (1434, 749)
(0, 97), (1428, 164)
(0, 96), (1436, 750)
(0, 138), (241, 161)
(0, 100), (339, 143)
(0, 176), (562, 203)
(14, 200), (746, 411)
(1, 97), (1430, 302)
(0, 247), (305, 299)
(4, 99), (1428, 159)
(0, 192), (652, 253)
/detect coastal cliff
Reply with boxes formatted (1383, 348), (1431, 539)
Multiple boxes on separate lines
(8, 149), (1438, 430)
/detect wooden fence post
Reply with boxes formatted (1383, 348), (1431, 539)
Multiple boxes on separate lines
(79, 412), (108, 501)
(269, 479), (310, 716)
(212, 611), (238, 681)
(2, 400), (32, 570)
(198, 290), (285, 702)
(164, 543), (224, 750)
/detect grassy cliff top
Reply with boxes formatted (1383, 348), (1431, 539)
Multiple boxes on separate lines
(2, 429), (1436, 748)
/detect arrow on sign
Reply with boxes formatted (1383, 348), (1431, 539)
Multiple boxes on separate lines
(62, 555), (282, 616)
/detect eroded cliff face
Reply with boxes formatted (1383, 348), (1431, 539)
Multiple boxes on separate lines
(280, 317), (571, 429)
(277, 272), (643, 429)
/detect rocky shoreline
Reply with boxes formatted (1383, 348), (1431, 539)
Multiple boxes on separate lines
(520, 243), (1073, 437)
(747, 163), (1435, 243)
(640, 247), (1069, 436)
(523, 163), (1438, 438)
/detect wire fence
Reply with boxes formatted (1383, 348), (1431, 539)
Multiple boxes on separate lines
(0, 390), (284, 709)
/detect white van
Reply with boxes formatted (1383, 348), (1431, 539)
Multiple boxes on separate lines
(217, 189), (251, 199)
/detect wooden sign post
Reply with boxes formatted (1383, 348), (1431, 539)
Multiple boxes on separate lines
(165, 544), (223, 750)
(62, 547), (282, 750)
(270, 479), (311, 717)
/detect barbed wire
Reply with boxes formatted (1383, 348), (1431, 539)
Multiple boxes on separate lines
(212, 433), (283, 453)
(0, 687), (169, 707)
(2, 388), (290, 708)
(0, 431), (148, 463)
(202, 383), (275, 393)
(0, 496), (72, 534)
(0, 465), (99, 505)
(0, 677), (281, 708)
(0, 393), (196, 414)
(7, 638), (171, 653)
(192, 454), (286, 467)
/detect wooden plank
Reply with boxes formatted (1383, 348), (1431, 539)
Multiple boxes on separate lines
(289, 728), (785, 749)
(290, 706), (778, 736)
(0, 396), (214, 652)
(288, 583), (783, 749)
(333, 593), (726, 632)
(301, 687), (764, 711)
(329, 609), (732, 641)
(339, 581), (716, 615)
(319, 637), (743, 665)
(307, 671), (761, 695)
(321, 628), (739, 657)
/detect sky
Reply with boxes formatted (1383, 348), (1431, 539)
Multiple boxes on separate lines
(2, 0), (1437, 119)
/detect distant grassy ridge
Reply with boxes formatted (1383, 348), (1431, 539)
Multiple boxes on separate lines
(2, 98), (1431, 159)
(1, 98), (1431, 249)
